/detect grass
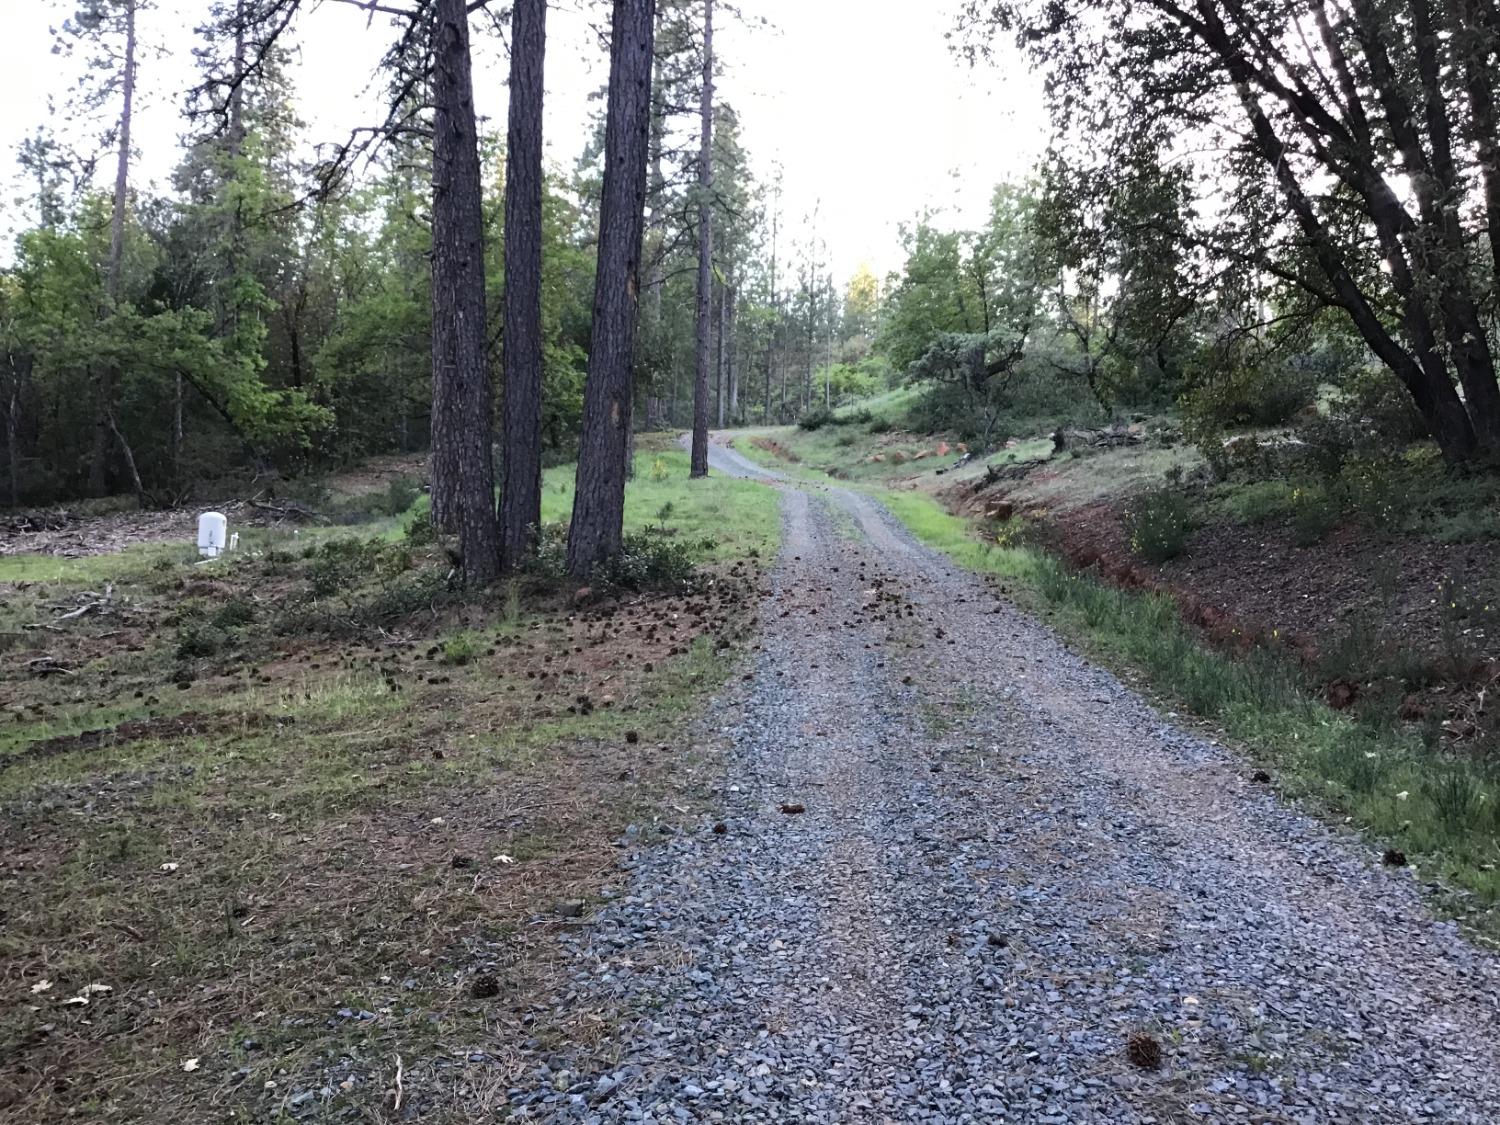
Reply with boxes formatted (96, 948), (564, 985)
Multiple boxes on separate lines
(540, 449), (779, 562)
(734, 419), (1200, 514)
(0, 453), (776, 1122)
(877, 488), (1500, 920)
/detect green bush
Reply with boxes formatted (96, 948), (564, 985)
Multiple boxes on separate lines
(834, 407), (875, 426)
(798, 406), (836, 431)
(1341, 456), (1414, 533)
(441, 632), (482, 666)
(306, 537), (412, 597)
(210, 598), (256, 630)
(1331, 367), (1428, 444)
(1289, 484), (1340, 546)
(1183, 360), (1314, 434)
(1223, 480), (1296, 525)
(175, 621), (227, 659)
(1126, 488), (1195, 563)
(1423, 767), (1485, 833)
(1429, 508), (1500, 543)
(597, 530), (711, 593)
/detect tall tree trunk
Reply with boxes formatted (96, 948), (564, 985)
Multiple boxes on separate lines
(172, 372), (183, 479)
(726, 282), (738, 421)
(567, 0), (657, 579)
(720, 277), (732, 426)
(642, 44), (669, 435)
(5, 353), (28, 508)
(501, 0), (547, 570)
(1451, 0), (1500, 284)
(89, 0), (137, 498)
(431, 0), (500, 585)
(765, 204), (777, 424)
(689, 0), (714, 478)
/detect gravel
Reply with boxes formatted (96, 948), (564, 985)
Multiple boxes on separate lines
(505, 445), (1500, 1123)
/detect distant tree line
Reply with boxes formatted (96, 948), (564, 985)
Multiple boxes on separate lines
(0, 0), (867, 580)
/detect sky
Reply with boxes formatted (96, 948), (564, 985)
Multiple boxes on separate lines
(0, 0), (1047, 281)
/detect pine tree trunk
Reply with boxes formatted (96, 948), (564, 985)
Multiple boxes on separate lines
(716, 279), (727, 428)
(173, 372), (183, 479)
(89, 0), (137, 498)
(765, 207), (777, 424)
(431, 0), (500, 586)
(501, 0), (547, 570)
(567, 0), (657, 580)
(5, 355), (27, 508)
(727, 283), (738, 422)
(689, 0), (714, 478)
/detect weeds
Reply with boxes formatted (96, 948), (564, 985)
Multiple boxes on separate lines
(441, 632), (483, 666)
(1126, 488), (1194, 563)
(1289, 485), (1339, 546)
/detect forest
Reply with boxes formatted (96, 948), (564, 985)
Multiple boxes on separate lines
(1, 0), (870, 581)
(7, 0), (1499, 568)
(5, 0), (1500, 1119)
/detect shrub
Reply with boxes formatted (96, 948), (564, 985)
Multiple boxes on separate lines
(441, 632), (482, 666)
(1331, 367), (1428, 445)
(1126, 488), (1195, 563)
(306, 537), (412, 597)
(798, 406), (836, 431)
(211, 598), (256, 630)
(1223, 480), (1296, 525)
(597, 530), (710, 593)
(1182, 360), (1314, 434)
(868, 417), (894, 434)
(175, 621), (227, 659)
(1429, 508), (1500, 544)
(1423, 767), (1484, 833)
(1289, 485), (1339, 546)
(377, 476), (423, 518)
(1341, 456), (1414, 533)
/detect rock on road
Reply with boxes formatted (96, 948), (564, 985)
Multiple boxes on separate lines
(508, 436), (1500, 1123)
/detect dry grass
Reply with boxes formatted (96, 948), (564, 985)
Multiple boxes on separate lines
(0, 494), (770, 1121)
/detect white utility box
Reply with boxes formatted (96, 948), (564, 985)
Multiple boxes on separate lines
(198, 511), (228, 558)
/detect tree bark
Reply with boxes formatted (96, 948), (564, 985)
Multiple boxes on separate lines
(89, 0), (138, 498)
(500, 0), (547, 570)
(726, 282), (738, 422)
(431, 0), (500, 585)
(567, 0), (657, 579)
(689, 0), (714, 478)
(765, 203), (778, 423)
(716, 277), (727, 428)
(5, 353), (29, 508)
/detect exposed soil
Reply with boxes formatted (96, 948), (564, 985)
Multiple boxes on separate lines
(748, 435), (802, 463)
(940, 453), (1500, 736)
(0, 454), (428, 558)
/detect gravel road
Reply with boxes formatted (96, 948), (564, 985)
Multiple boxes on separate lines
(508, 440), (1500, 1123)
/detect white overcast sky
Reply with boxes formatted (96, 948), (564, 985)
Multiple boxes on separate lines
(0, 0), (1047, 280)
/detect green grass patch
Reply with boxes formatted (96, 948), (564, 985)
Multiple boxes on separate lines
(540, 449), (779, 562)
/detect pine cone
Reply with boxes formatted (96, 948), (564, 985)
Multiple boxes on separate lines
(1126, 1030), (1162, 1070)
